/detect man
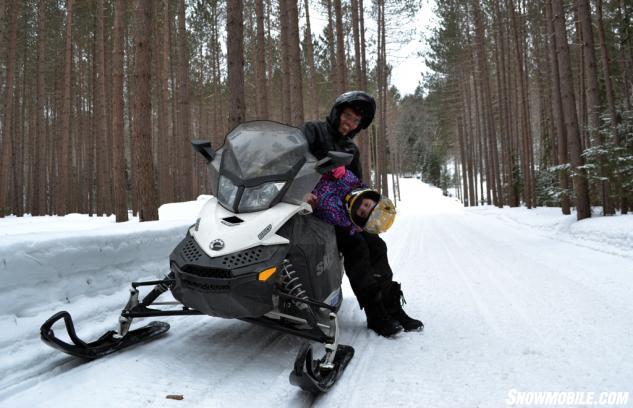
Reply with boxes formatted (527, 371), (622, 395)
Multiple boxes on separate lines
(302, 91), (423, 337)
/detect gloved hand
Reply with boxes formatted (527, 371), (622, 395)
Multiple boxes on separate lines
(331, 166), (346, 179)
(303, 193), (317, 209)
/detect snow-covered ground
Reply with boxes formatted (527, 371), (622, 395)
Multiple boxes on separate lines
(1, 179), (632, 407)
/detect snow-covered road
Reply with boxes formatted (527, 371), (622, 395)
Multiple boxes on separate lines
(2, 179), (632, 407)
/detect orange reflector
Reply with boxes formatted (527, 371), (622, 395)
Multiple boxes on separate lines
(258, 267), (277, 281)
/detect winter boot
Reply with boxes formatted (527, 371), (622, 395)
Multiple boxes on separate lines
(384, 282), (424, 332)
(363, 290), (403, 337)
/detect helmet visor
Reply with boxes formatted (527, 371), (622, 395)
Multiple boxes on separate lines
(364, 197), (396, 234)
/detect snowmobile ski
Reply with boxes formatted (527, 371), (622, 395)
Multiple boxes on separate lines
(40, 311), (170, 360)
(289, 343), (355, 393)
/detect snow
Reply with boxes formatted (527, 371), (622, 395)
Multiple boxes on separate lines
(1, 180), (632, 407)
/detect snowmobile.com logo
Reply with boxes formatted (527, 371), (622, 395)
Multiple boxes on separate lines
(506, 390), (629, 406)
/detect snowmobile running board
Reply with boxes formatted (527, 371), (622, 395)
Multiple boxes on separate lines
(40, 311), (170, 360)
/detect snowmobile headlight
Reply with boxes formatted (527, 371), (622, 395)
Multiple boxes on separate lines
(218, 176), (239, 208)
(238, 182), (286, 212)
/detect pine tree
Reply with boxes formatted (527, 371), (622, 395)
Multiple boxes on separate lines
(227, 1), (245, 129)
(132, 0), (158, 221)
(551, 0), (591, 220)
(112, 0), (128, 222)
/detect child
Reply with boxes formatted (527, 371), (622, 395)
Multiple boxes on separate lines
(311, 166), (396, 235)
(308, 166), (423, 336)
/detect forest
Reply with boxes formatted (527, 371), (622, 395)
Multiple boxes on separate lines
(415, 0), (633, 221)
(0, 0), (631, 222)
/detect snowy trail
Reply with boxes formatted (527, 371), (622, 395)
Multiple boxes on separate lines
(2, 179), (633, 407)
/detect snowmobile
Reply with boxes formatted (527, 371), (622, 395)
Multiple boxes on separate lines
(40, 121), (355, 393)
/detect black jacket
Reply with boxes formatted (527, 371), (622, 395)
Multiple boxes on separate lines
(302, 104), (364, 181)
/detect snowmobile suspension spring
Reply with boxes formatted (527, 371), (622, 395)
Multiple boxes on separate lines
(141, 273), (175, 307)
(281, 259), (308, 300)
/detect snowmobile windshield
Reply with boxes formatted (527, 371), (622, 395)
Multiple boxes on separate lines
(216, 121), (310, 213)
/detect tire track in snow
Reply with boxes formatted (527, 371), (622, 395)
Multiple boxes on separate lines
(429, 216), (506, 339)
(441, 211), (633, 347)
(428, 212), (633, 393)
(433, 215), (544, 337)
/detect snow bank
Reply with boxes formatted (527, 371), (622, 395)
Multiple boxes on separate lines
(467, 204), (633, 259)
(0, 196), (210, 316)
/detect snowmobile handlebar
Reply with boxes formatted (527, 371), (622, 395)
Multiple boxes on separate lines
(315, 151), (353, 175)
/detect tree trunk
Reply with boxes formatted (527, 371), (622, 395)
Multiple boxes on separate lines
(86, 20), (95, 215)
(27, 79), (36, 216)
(522, 0), (536, 207)
(351, 0), (362, 88)
(303, 0), (319, 120)
(473, 72), (486, 205)
(227, 1), (245, 130)
(16, 30), (27, 216)
(104, 6), (114, 214)
(359, 0), (368, 91)
(493, 0), (509, 205)
(278, 0), (291, 123)
(457, 117), (470, 205)
(596, 0), (622, 211)
(95, 0), (109, 215)
(334, 0), (347, 94)
(112, 0), (128, 222)
(265, 0), (275, 123)
(34, 0), (48, 216)
(156, 0), (173, 204)
(83, 49), (92, 213)
(578, 0), (613, 215)
(58, 0), (74, 215)
(255, 0), (269, 119)
(500, 7), (519, 207)
(472, 0), (502, 207)
(287, 0), (304, 126)
(545, 0), (571, 214)
(0, 0), (5, 73)
(551, 0), (591, 220)
(132, 0), (158, 221)
(359, 0), (371, 184)
(574, 7), (589, 152)
(595, 0), (618, 145)
(176, 0), (192, 199)
(211, 1), (224, 142)
(125, 9), (139, 213)
(508, 0), (534, 208)
(463, 70), (477, 207)
(326, 0), (338, 100)
(377, 0), (388, 196)
(351, 0), (370, 184)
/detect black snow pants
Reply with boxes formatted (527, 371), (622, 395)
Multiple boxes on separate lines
(334, 227), (394, 308)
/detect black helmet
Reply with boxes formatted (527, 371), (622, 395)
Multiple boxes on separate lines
(327, 91), (376, 138)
